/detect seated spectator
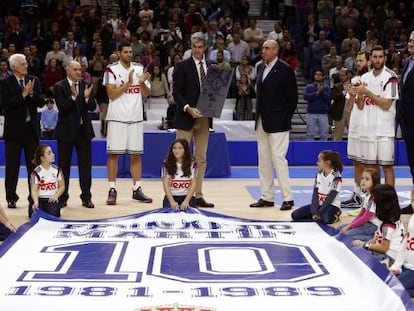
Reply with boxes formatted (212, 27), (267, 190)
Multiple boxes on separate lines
(43, 58), (64, 96)
(215, 50), (231, 68)
(41, 98), (58, 140)
(0, 60), (12, 80)
(267, 21), (283, 41)
(142, 44), (161, 73)
(115, 21), (131, 41)
(44, 40), (66, 67)
(279, 40), (298, 70)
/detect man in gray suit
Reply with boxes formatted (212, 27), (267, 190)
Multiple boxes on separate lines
(249, 40), (298, 210)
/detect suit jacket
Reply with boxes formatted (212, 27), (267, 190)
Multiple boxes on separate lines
(0, 74), (44, 141)
(398, 60), (414, 136)
(255, 59), (298, 133)
(54, 79), (96, 143)
(172, 57), (204, 131)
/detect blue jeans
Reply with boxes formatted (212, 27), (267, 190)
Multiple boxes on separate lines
(306, 113), (329, 140)
(336, 222), (377, 242)
(291, 203), (340, 224)
(398, 268), (414, 297)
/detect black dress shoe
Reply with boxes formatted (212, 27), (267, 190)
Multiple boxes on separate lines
(196, 197), (214, 208)
(250, 199), (274, 208)
(61, 200), (67, 207)
(82, 200), (95, 209)
(7, 201), (16, 209)
(280, 200), (294, 211)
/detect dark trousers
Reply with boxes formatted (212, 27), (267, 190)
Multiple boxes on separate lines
(402, 131), (414, 184)
(58, 129), (92, 203)
(163, 195), (196, 208)
(0, 224), (12, 241)
(5, 125), (38, 204)
(291, 204), (340, 224)
(42, 130), (55, 140)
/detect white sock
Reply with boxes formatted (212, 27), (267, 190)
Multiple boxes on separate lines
(133, 181), (142, 191)
(109, 182), (116, 189)
(354, 184), (361, 195)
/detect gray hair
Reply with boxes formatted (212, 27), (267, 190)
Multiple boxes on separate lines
(8, 53), (26, 67)
(191, 32), (206, 46)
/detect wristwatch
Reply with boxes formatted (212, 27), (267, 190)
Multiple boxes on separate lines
(364, 242), (371, 250)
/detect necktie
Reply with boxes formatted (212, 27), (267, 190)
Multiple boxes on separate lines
(20, 79), (31, 122)
(199, 61), (206, 84)
(74, 82), (82, 126)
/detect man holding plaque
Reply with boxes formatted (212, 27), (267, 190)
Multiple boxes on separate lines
(172, 32), (214, 208)
(250, 39), (298, 211)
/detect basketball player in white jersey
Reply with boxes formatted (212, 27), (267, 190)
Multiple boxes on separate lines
(341, 50), (371, 207)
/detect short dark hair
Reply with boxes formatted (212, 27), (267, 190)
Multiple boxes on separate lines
(118, 41), (131, 52)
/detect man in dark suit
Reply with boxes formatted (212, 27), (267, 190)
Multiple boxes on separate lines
(250, 39), (298, 210)
(398, 31), (414, 214)
(54, 61), (96, 208)
(172, 32), (214, 208)
(1, 53), (44, 211)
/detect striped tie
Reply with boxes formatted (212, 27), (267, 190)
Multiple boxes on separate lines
(199, 61), (206, 83)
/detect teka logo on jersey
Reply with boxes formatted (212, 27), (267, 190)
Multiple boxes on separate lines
(135, 304), (215, 311)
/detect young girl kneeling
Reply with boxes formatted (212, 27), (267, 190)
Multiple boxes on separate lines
(30, 145), (65, 217)
(291, 150), (343, 224)
(162, 139), (197, 210)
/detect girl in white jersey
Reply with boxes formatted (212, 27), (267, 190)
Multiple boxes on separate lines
(30, 145), (65, 218)
(162, 139), (197, 210)
(354, 184), (404, 267)
(291, 150), (343, 224)
(390, 214), (414, 297)
(337, 168), (381, 241)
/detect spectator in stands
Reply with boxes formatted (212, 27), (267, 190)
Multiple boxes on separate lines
(0, 60), (12, 80)
(331, 69), (352, 141)
(25, 45), (41, 77)
(232, 0), (250, 25)
(139, 1), (154, 21)
(279, 40), (298, 70)
(329, 58), (347, 87)
(88, 42), (107, 92)
(249, 40), (297, 211)
(208, 35), (231, 64)
(167, 54), (182, 94)
(43, 58), (64, 96)
(385, 40), (402, 71)
(320, 17), (337, 44)
(360, 30), (377, 52)
(227, 32), (250, 65)
(142, 44), (160, 73)
(341, 28), (360, 58)
(344, 47), (357, 74)
(302, 13), (321, 80)
(107, 11), (121, 34)
(340, 0), (359, 32)
(137, 17), (153, 37)
(219, 17), (234, 40)
(44, 40), (66, 67)
(149, 65), (171, 100)
(215, 50), (231, 68)
(322, 45), (341, 80)
(41, 98), (58, 140)
(131, 33), (146, 58)
(304, 68), (331, 141)
(206, 21), (224, 50)
(44, 22), (62, 50)
(154, 0), (169, 28)
(234, 73), (254, 120)
(7, 23), (26, 53)
(184, 2), (204, 33)
(115, 21), (131, 41)
(317, 0), (335, 27)
(384, 10), (402, 44)
(235, 55), (255, 84)
(62, 31), (79, 64)
(311, 31), (332, 78)
(267, 21), (283, 42)
(243, 19), (264, 59)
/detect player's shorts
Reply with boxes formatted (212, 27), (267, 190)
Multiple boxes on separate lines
(360, 138), (394, 166)
(347, 137), (361, 161)
(106, 121), (143, 154)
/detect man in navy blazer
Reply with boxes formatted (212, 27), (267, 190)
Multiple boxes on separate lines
(398, 31), (414, 214)
(1, 53), (44, 211)
(250, 40), (298, 210)
(172, 32), (214, 208)
(54, 61), (96, 209)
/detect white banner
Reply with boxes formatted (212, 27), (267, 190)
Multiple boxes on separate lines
(0, 208), (411, 311)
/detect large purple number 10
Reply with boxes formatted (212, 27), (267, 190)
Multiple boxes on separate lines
(18, 242), (142, 282)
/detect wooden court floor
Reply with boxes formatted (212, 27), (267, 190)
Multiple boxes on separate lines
(3, 176), (413, 230)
